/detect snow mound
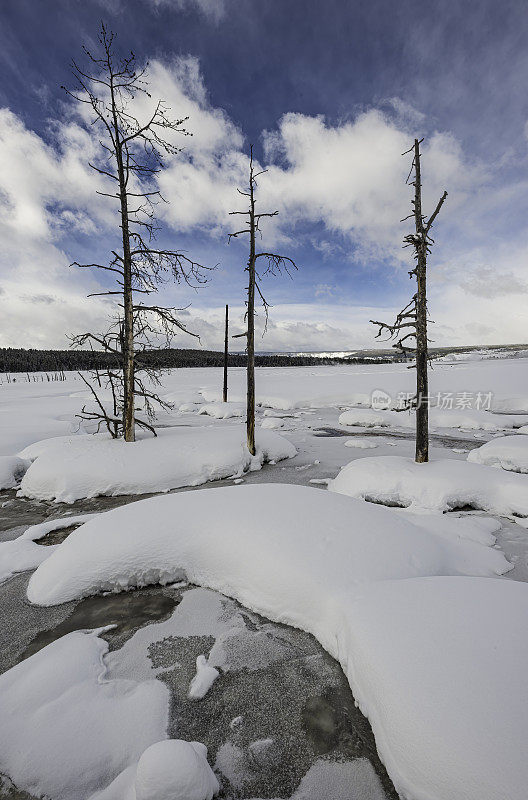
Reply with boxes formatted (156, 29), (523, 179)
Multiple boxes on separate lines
(161, 390), (204, 407)
(468, 435), (528, 473)
(339, 407), (525, 431)
(188, 655), (220, 700)
(133, 740), (219, 800)
(0, 513), (97, 584)
(344, 438), (378, 449)
(492, 396), (528, 414)
(18, 433), (88, 461)
(28, 483), (509, 606)
(329, 455), (528, 515)
(261, 417), (285, 429)
(18, 427), (296, 503)
(344, 576), (528, 800)
(0, 629), (168, 800)
(338, 408), (392, 427)
(0, 455), (29, 489)
(22, 484), (528, 800)
(178, 402), (201, 412)
(198, 402), (244, 419)
(0, 536), (58, 584)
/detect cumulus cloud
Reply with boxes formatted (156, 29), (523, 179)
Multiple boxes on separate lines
(0, 239), (114, 349)
(459, 265), (528, 298)
(0, 109), (113, 243)
(96, 0), (226, 21)
(179, 303), (390, 352)
(314, 283), (337, 298)
(143, 0), (226, 22)
(0, 49), (527, 349)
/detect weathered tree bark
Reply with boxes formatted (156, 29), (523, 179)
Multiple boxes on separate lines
(223, 304), (229, 403)
(110, 78), (135, 441)
(413, 140), (428, 462)
(228, 146), (298, 459)
(370, 137), (447, 464)
(65, 25), (207, 441)
(247, 184), (257, 454)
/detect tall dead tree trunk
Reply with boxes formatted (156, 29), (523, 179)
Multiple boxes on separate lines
(223, 304), (229, 403)
(229, 146), (298, 456)
(246, 181), (257, 454)
(371, 138), (447, 463)
(110, 79), (135, 441)
(66, 25), (207, 441)
(412, 140), (428, 462)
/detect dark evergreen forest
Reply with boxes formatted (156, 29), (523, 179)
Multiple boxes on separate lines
(0, 347), (397, 373)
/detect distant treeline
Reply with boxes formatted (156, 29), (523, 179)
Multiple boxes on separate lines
(0, 347), (396, 373)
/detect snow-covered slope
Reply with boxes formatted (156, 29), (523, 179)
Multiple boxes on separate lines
(0, 629), (169, 800)
(468, 434), (528, 473)
(18, 484), (527, 800)
(27, 484), (510, 606)
(18, 427), (296, 503)
(329, 455), (528, 515)
(338, 406), (528, 431)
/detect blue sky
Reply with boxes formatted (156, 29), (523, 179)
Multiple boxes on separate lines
(1, 0), (527, 351)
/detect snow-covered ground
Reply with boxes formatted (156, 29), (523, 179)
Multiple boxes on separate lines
(18, 428), (295, 503)
(2, 354), (528, 455)
(329, 455), (528, 515)
(468, 433), (528, 473)
(1, 357), (528, 800)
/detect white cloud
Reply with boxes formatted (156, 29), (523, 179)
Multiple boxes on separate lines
(174, 302), (390, 352)
(0, 239), (114, 349)
(314, 283), (337, 298)
(1, 50), (527, 350)
(0, 109), (113, 242)
(145, 0), (226, 22)
(459, 265), (528, 298)
(97, 0), (226, 21)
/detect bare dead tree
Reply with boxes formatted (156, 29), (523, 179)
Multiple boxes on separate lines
(229, 146), (298, 455)
(223, 304), (229, 403)
(370, 138), (447, 463)
(65, 24), (208, 441)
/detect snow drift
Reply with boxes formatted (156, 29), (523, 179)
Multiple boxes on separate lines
(0, 514), (97, 584)
(342, 576), (528, 800)
(0, 629), (168, 800)
(21, 484), (527, 800)
(338, 406), (527, 431)
(197, 402), (244, 419)
(0, 455), (28, 489)
(329, 455), (528, 515)
(18, 427), (296, 503)
(27, 484), (509, 606)
(468, 434), (528, 473)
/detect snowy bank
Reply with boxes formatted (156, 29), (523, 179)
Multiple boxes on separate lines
(342, 576), (528, 800)
(261, 417), (285, 429)
(0, 455), (29, 489)
(18, 427), (296, 503)
(0, 629), (168, 800)
(338, 406), (527, 431)
(0, 514), (97, 584)
(197, 402), (244, 419)
(22, 484), (526, 800)
(468, 434), (528, 473)
(93, 739), (219, 800)
(329, 455), (528, 515)
(27, 484), (510, 606)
